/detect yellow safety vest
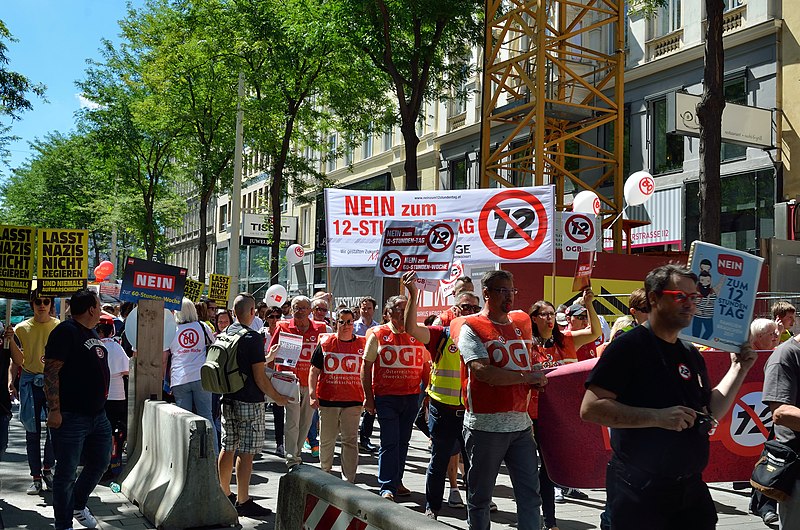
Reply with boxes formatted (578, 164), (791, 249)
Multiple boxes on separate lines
(427, 334), (463, 407)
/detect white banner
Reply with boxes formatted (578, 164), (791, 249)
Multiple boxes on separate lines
(324, 186), (554, 267)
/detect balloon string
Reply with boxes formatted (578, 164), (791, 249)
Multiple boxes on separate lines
(251, 264), (289, 296)
(606, 205), (627, 229)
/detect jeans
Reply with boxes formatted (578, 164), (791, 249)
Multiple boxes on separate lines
(464, 427), (542, 530)
(50, 411), (112, 530)
(532, 420), (556, 527)
(0, 412), (10, 460)
(307, 408), (319, 447)
(360, 410), (375, 442)
(25, 382), (54, 476)
(172, 379), (217, 453)
(692, 317), (714, 340)
(375, 393), (418, 495)
(426, 399), (468, 513)
(780, 479), (800, 529)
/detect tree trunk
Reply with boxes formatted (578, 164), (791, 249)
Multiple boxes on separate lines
(198, 187), (212, 283)
(400, 121), (420, 191)
(696, 0), (725, 245)
(269, 115), (297, 284)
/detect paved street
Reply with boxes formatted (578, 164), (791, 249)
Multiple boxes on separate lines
(0, 410), (775, 530)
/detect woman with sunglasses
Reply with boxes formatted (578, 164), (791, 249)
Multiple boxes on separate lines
(527, 289), (601, 530)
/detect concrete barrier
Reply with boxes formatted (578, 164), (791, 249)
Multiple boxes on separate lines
(121, 400), (237, 529)
(276, 465), (446, 530)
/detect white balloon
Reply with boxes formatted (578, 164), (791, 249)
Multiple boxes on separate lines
(123, 308), (178, 351)
(285, 244), (305, 265)
(264, 284), (289, 307)
(624, 171), (656, 206)
(572, 190), (601, 215)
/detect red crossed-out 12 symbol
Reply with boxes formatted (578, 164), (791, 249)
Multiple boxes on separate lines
(566, 214), (594, 245)
(478, 189), (549, 260)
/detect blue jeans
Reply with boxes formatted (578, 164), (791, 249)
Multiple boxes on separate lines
(375, 393), (418, 495)
(50, 411), (112, 530)
(307, 408), (319, 447)
(692, 317), (714, 340)
(0, 412), (10, 460)
(464, 427), (542, 530)
(24, 381), (54, 476)
(426, 399), (468, 513)
(172, 379), (217, 453)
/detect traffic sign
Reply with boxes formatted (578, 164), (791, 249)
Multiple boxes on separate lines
(478, 189), (549, 260)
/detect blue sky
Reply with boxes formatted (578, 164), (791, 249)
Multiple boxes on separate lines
(3, 1), (144, 172)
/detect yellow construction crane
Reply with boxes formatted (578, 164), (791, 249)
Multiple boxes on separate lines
(480, 0), (625, 251)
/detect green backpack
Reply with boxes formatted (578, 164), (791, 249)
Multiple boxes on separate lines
(201, 327), (250, 394)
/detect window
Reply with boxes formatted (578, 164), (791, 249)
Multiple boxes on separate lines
(218, 204), (228, 232)
(721, 77), (747, 161)
(363, 127), (373, 160)
(724, 0), (742, 11)
(383, 129), (393, 151)
(300, 206), (312, 246)
(651, 0), (681, 39)
(449, 157), (468, 190)
(651, 97), (684, 174)
(216, 247), (229, 275)
(327, 134), (337, 172)
(685, 170), (775, 251)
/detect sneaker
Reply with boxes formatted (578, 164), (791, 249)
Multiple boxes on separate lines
(227, 492), (237, 505)
(27, 480), (42, 495)
(311, 446), (319, 458)
(763, 511), (779, 525)
(396, 484), (411, 497)
(563, 488), (588, 500)
(42, 470), (54, 491)
(360, 439), (378, 452)
(489, 501), (498, 513)
(425, 509), (438, 520)
(236, 498), (273, 518)
(381, 491), (395, 501)
(448, 488), (465, 508)
(554, 489), (565, 504)
(276, 444), (285, 458)
(303, 439), (312, 451)
(73, 507), (98, 528)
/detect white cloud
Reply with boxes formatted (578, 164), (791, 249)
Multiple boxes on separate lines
(76, 94), (103, 110)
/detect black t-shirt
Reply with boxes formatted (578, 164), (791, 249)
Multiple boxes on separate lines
(0, 345), (10, 416)
(226, 322), (266, 403)
(585, 324), (712, 478)
(44, 319), (110, 415)
(311, 340), (362, 408)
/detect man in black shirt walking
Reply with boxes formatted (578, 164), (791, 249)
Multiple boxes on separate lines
(44, 289), (111, 530)
(580, 264), (756, 530)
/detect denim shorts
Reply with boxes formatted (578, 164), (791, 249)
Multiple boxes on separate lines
(220, 400), (265, 454)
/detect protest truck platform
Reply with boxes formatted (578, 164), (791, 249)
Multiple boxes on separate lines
(0, 412), (772, 530)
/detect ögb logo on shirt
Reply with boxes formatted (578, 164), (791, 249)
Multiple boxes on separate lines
(677, 363), (691, 380)
(378, 345), (426, 368)
(478, 189), (549, 260)
(300, 344), (314, 361)
(487, 340), (531, 371)
(715, 383), (772, 457)
(323, 353), (362, 375)
(178, 328), (200, 349)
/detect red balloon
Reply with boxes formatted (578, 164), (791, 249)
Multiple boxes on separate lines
(94, 260), (114, 281)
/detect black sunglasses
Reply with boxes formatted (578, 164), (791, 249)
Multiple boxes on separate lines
(34, 299), (51, 306)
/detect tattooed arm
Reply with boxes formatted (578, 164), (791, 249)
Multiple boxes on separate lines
(44, 358), (64, 429)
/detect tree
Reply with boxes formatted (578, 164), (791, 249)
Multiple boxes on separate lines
(335, 0), (483, 191)
(0, 19), (45, 169)
(229, 0), (390, 280)
(632, 0), (724, 244)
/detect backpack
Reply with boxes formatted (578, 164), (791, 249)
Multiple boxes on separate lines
(201, 327), (250, 394)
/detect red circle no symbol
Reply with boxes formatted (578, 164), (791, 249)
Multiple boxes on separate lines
(478, 189), (549, 260)
(179, 328), (200, 349)
(566, 214), (594, 244)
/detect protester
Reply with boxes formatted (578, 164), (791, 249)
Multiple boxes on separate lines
(7, 294), (58, 494)
(304, 298), (334, 456)
(565, 300), (602, 361)
(452, 269), (547, 530)
(164, 298), (217, 452)
(309, 308), (365, 482)
(403, 272), (477, 519)
(44, 289), (111, 530)
(260, 306), (286, 457)
(433, 276), (476, 326)
(1, 322), (11, 462)
(354, 296), (380, 452)
(269, 295), (327, 467)
(216, 309), (233, 333)
(195, 301), (216, 333)
(581, 264), (757, 530)
(281, 300), (291, 319)
(96, 315), (129, 478)
(772, 301), (796, 342)
(217, 293), (288, 517)
(361, 294), (431, 500)
(762, 323), (800, 529)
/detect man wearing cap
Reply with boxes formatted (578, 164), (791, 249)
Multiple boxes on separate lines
(566, 301), (602, 362)
(434, 276), (475, 327)
(452, 269), (547, 530)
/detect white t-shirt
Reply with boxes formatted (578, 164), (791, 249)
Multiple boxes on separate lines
(167, 321), (213, 387)
(103, 338), (130, 401)
(251, 315), (265, 332)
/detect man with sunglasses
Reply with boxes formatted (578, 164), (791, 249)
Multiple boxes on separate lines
(6, 294), (59, 495)
(581, 264), (757, 530)
(451, 269), (548, 530)
(308, 308), (365, 482)
(402, 272), (479, 519)
(433, 276), (475, 326)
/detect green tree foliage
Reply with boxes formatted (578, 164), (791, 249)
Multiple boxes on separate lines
(229, 0), (391, 279)
(0, 19), (45, 169)
(334, 0), (483, 191)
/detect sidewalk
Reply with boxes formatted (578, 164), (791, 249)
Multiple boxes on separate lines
(0, 412), (774, 530)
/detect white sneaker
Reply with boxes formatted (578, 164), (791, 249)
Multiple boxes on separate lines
(73, 507), (98, 528)
(448, 488), (465, 508)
